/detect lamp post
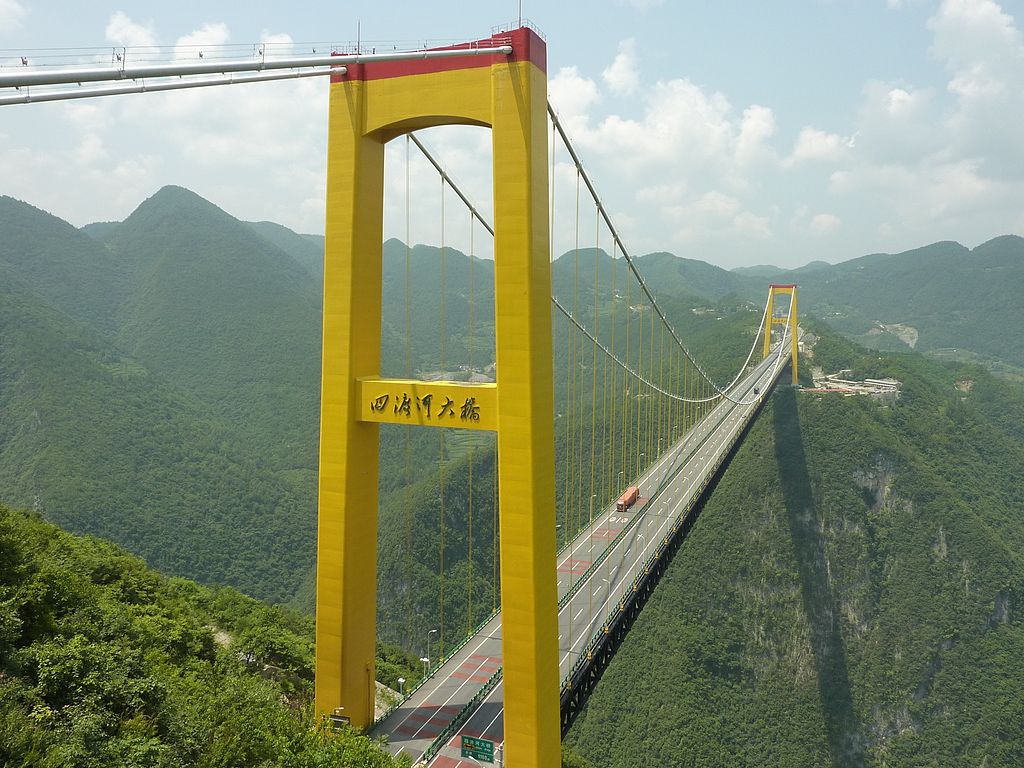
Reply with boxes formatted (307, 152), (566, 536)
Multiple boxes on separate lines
(420, 656), (429, 677)
(397, 677), (406, 696)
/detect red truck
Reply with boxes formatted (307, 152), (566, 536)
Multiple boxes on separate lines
(615, 485), (639, 512)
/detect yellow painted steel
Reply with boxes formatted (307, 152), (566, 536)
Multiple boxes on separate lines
(315, 32), (559, 767)
(492, 59), (559, 768)
(356, 378), (497, 431)
(317, 74), (385, 731)
(763, 284), (800, 385)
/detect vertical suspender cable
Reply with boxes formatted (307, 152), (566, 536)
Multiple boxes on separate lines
(636, 300), (644, 475)
(607, 241), (619, 503)
(573, 167), (581, 544)
(467, 211), (475, 637)
(438, 175), (446, 660)
(658, 321), (665, 459)
(403, 135), (414, 649)
(648, 307), (656, 464)
(587, 206), (600, 624)
(623, 276), (632, 482)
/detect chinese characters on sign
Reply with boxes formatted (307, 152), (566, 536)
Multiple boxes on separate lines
(369, 391), (481, 423)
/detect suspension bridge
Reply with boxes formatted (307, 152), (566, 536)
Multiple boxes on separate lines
(3, 24), (800, 768)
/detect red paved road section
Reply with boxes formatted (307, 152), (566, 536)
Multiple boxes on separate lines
(394, 703), (461, 740)
(432, 757), (480, 768)
(557, 558), (592, 575)
(449, 654), (501, 684)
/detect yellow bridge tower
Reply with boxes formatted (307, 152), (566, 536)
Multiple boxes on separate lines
(314, 27), (559, 768)
(764, 283), (799, 384)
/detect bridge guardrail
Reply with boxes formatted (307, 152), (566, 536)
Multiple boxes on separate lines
(559, 370), (776, 695)
(420, 667), (503, 764)
(400, 361), (784, 753)
(554, 391), (736, 614)
(560, 454), (719, 692)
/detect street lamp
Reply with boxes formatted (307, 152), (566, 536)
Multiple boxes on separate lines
(397, 677), (406, 696)
(420, 657), (430, 677)
(425, 628), (438, 675)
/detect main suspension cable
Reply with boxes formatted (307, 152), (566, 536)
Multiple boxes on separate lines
(407, 130), (777, 406)
(547, 103), (771, 405)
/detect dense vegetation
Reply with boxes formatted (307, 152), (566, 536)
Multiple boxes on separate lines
(0, 187), (762, 652)
(566, 328), (1024, 766)
(745, 235), (1024, 371)
(4, 186), (1023, 764)
(0, 503), (413, 767)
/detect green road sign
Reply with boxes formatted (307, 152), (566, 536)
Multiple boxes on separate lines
(461, 735), (495, 763)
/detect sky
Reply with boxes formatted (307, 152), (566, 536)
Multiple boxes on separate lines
(1, 0), (1022, 269)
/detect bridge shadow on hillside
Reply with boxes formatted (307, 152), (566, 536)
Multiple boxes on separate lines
(773, 386), (865, 767)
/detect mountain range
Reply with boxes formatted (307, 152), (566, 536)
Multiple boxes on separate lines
(2, 184), (1024, 764)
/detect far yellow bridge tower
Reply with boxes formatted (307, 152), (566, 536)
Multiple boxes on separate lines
(764, 283), (799, 384)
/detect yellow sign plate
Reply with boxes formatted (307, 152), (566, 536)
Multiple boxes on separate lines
(356, 377), (497, 431)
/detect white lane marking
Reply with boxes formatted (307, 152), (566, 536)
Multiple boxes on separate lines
(405, 652), (499, 741)
(382, 615), (503, 741)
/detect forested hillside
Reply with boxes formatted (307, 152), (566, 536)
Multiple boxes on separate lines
(748, 236), (1024, 372)
(0, 190), (322, 603)
(566, 329), (1024, 766)
(0, 186), (766, 641)
(3, 184), (1024, 764)
(0, 503), (411, 767)
(0, 263), (314, 603)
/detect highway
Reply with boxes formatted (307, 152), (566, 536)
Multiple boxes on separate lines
(372, 342), (792, 766)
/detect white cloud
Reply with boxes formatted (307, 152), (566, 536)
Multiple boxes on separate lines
(786, 127), (851, 165)
(75, 133), (109, 166)
(602, 39), (640, 96)
(927, 0), (1024, 174)
(105, 11), (157, 48)
(174, 22), (231, 58)
(736, 105), (776, 166)
(565, 77), (736, 176)
(8, 2), (1023, 271)
(0, 0), (26, 33)
(693, 191), (741, 220)
(10, 17), (331, 235)
(635, 182), (688, 205)
(733, 211), (773, 240)
(809, 213), (841, 236)
(549, 66), (601, 128)
(929, 0), (1023, 97)
(851, 81), (937, 163)
(550, 45), (789, 259)
(828, 156), (1009, 240)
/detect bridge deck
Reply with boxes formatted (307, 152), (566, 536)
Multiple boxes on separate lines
(372, 345), (791, 765)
